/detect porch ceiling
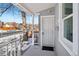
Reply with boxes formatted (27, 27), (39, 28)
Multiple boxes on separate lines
(20, 3), (56, 13)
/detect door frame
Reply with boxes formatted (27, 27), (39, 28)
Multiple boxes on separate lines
(40, 15), (55, 47)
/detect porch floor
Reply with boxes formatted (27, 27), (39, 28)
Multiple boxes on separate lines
(22, 45), (56, 56)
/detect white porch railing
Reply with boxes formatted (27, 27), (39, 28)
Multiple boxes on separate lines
(0, 31), (23, 56)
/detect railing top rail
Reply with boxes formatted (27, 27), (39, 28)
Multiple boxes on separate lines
(0, 31), (23, 38)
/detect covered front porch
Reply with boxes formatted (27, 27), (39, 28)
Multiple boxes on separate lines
(0, 3), (79, 56)
(0, 3), (56, 56)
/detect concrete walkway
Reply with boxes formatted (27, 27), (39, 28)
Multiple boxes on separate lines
(22, 45), (56, 56)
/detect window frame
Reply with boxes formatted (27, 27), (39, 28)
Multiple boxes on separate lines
(58, 3), (79, 56)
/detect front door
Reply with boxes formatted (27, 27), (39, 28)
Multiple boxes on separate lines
(41, 15), (55, 47)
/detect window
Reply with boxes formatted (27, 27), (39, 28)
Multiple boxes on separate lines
(62, 3), (73, 18)
(59, 3), (79, 56)
(63, 3), (73, 42)
(64, 17), (73, 42)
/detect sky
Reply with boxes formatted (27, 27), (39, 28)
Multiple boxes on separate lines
(0, 3), (39, 24)
(26, 15), (39, 24)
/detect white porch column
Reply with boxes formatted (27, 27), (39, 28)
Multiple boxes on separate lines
(32, 14), (34, 45)
(73, 3), (79, 56)
(21, 11), (26, 33)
